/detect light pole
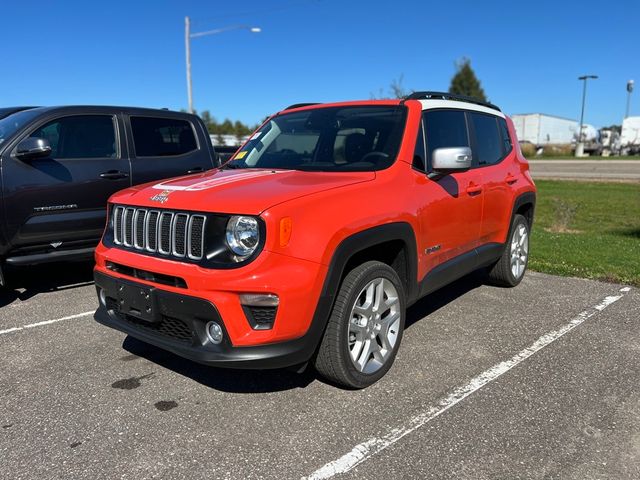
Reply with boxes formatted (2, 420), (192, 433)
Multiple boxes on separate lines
(576, 74), (598, 156)
(626, 80), (634, 118)
(185, 17), (261, 114)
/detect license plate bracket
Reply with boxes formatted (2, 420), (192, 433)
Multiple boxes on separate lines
(116, 281), (157, 323)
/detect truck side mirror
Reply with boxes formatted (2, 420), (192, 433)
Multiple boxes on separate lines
(15, 137), (52, 160)
(431, 146), (472, 173)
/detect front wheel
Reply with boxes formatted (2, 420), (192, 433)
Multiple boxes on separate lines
(487, 213), (530, 287)
(314, 261), (406, 389)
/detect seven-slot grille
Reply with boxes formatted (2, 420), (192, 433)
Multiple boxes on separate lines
(112, 206), (206, 260)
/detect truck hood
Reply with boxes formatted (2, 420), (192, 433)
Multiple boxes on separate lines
(112, 168), (376, 214)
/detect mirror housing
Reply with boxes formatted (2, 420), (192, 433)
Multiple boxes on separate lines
(16, 137), (52, 160)
(431, 146), (472, 173)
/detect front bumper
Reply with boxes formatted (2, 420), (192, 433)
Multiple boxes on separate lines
(94, 271), (325, 369)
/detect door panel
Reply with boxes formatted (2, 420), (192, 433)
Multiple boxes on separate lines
(126, 115), (214, 186)
(469, 113), (515, 244)
(415, 170), (484, 272)
(479, 162), (514, 243)
(1, 114), (131, 251)
(416, 109), (484, 275)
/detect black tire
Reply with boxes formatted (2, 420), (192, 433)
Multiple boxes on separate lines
(314, 261), (406, 389)
(487, 213), (530, 287)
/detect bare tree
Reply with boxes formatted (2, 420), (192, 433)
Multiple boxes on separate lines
(371, 75), (413, 99)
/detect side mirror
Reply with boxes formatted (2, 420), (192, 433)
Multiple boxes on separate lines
(16, 137), (52, 160)
(432, 146), (472, 173)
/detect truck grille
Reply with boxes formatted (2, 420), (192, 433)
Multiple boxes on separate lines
(112, 206), (206, 260)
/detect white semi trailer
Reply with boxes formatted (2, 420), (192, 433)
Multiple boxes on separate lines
(620, 116), (640, 154)
(512, 113), (578, 146)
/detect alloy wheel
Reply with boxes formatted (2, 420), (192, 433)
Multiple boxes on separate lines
(510, 223), (529, 280)
(347, 277), (401, 374)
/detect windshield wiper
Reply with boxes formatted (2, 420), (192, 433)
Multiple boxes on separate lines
(219, 162), (243, 170)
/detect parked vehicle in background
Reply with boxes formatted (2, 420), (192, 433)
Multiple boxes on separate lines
(600, 128), (620, 156)
(0, 106), (217, 285)
(0, 107), (36, 120)
(512, 113), (578, 146)
(93, 92), (536, 389)
(209, 134), (246, 163)
(621, 116), (640, 155)
(213, 145), (239, 163)
(577, 124), (602, 156)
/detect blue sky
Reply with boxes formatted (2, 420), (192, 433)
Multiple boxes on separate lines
(2, 0), (638, 127)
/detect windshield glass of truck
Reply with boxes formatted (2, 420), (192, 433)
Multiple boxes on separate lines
(225, 105), (407, 171)
(0, 109), (41, 146)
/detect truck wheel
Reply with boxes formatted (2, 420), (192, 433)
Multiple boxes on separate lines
(314, 261), (406, 389)
(487, 214), (530, 287)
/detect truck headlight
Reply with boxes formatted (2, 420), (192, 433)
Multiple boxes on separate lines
(226, 216), (260, 258)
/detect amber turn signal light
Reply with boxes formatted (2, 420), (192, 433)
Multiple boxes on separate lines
(279, 217), (292, 247)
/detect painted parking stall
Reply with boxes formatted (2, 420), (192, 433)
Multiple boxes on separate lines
(1, 264), (639, 479)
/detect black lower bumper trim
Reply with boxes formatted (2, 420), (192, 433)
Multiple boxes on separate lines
(93, 271), (322, 369)
(6, 247), (95, 265)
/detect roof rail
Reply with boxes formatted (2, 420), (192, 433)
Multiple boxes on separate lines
(284, 102), (320, 110)
(405, 91), (501, 112)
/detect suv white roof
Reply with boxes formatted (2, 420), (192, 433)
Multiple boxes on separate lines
(419, 99), (505, 118)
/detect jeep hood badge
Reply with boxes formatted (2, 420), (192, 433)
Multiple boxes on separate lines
(150, 190), (171, 203)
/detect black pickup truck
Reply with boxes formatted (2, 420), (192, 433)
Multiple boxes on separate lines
(0, 106), (218, 285)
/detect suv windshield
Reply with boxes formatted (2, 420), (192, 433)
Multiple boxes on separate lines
(225, 105), (407, 172)
(0, 109), (42, 146)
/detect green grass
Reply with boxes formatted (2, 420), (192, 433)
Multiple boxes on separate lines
(530, 180), (640, 286)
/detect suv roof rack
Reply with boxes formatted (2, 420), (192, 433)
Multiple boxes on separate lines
(284, 103), (320, 110)
(405, 91), (501, 112)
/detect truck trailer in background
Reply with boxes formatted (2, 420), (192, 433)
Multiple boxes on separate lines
(512, 113), (578, 146)
(620, 116), (640, 154)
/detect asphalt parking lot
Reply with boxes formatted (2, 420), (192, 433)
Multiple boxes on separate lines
(1, 263), (638, 479)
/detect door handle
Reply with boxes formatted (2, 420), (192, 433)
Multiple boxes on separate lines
(466, 183), (483, 195)
(505, 174), (518, 185)
(186, 166), (205, 174)
(99, 170), (129, 180)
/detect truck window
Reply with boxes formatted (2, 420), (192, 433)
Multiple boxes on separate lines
(130, 117), (198, 157)
(469, 112), (503, 165)
(423, 110), (469, 169)
(29, 115), (117, 159)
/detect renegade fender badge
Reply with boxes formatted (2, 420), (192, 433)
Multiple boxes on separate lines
(150, 190), (172, 203)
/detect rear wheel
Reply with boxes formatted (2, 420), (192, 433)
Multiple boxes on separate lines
(314, 261), (406, 389)
(487, 213), (530, 287)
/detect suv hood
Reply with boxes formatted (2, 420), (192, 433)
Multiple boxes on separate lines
(113, 168), (375, 214)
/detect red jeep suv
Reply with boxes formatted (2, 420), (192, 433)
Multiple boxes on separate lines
(93, 92), (536, 388)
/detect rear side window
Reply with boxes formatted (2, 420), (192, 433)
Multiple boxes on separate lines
(131, 117), (198, 157)
(29, 115), (117, 159)
(498, 118), (513, 155)
(423, 110), (469, 169)
(470, 112), (503, 166)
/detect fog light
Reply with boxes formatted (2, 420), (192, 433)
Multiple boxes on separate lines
(239, 293), (279, 307)
(99, 288), (107, 307)
(206, 321), (224, 344)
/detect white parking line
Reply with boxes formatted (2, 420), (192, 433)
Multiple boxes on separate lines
(304, 286), (632, 480)
(0, 311), (94, 336)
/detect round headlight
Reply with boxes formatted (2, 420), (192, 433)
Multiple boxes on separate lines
(226, 216), (260, 258)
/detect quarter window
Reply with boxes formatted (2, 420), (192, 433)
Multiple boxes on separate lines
(498, 117), (513, 155)
(29, 115), (117, 159)
(412, 120), (426, 172)
(470, 112), (503, 166)
(423, 110), (469, 170)
(131, 117), (198, 157)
